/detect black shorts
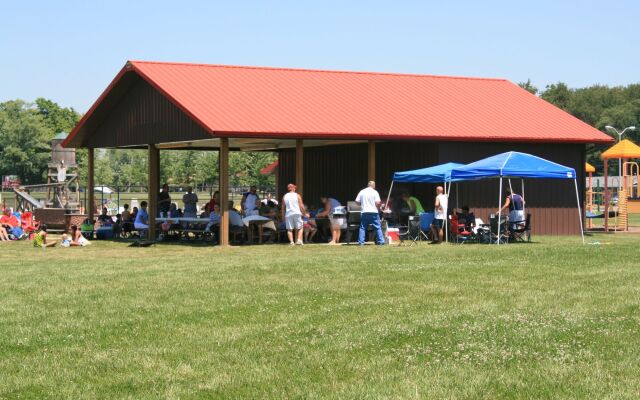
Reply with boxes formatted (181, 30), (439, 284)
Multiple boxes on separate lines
(432, 219), (445, 229)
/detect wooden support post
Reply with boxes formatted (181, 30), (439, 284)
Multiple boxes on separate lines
(295, 139), (304, 196)
(368, 141), (376, 182)
(148, 144), (159, 240)
(87, 148), (95, 220)
(219, 138), (230, 246)
(604, 158), (609, 232)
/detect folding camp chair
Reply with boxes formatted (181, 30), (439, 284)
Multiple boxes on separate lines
(490, 216), (509, 244)
(449, 214), (472, 244)
(20, 211), (40, 239)
(398, 215), (421, 246)
(510, 213), (531, 242)
(419, 212), (434, 241)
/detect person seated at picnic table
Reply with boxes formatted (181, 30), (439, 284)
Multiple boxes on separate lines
(134, 201), (149, 231)
(499, 188), (525, 230)
(1, 208), (24, 239)
(158, 183), (171, 217)
(130, 206), (138, 222)
(401, 192), (425, 215)
(97, 207), (113, 226)
(207, 191), (220, 212)
(261, 193), (278, 207)
(33, 224), (56, 248)
(200, 203), (211, 219)
(205, 203), (221, 242)
(317, 196), (345, 245)
(259, 200), (278, 220)
(228, 201), (245, 229)
(113, 214), (123, 237)
(169, 203), (182, 218)
(121, 203), (131, 222)
(241, 185), (260, 216)
(456, 205), (476, 232)
(182, 186), (198, 218)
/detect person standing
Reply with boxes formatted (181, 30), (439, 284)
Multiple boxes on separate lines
(355, 181), (385, 245)
(500, 188), (525, 229)
(182, 186), (199, 218)
(317, 196), (345, 245)
(430, 186), (448, 244)
(241, 186), (260, 216)
(281, 183), (306, 245)
(158, 183), (171, 217)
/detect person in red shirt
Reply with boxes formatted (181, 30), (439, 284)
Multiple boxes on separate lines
(1, 209), (19, 228)
(1, 209), (22, 239)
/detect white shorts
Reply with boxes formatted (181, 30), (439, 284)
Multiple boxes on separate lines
(330, 216), (345, 229)
(77, 236), (90, 246)
(134, 222), (149, 230)
(285, 214), (303, 230)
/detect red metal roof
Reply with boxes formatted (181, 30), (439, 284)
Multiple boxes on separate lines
(260, 160), (279, 175)
(65, 60), (613, 146)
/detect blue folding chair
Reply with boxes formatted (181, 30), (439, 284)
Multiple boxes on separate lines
(419, 212), (434, 241)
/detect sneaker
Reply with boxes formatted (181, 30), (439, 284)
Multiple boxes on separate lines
(289, 242), (295, 246)
(296, 240), (304, 245)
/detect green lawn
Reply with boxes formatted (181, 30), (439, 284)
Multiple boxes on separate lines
(1, 235), (639, 399)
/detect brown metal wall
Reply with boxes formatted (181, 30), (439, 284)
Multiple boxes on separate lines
(278, 141), (440, 210)
(84, 76), (211, 148)
(278, 141), (585, 235)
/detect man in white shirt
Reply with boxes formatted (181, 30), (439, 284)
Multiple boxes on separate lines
(355, 181), (385, 245)
(281, 183), (306, 245)
(430, 186), (448, 244)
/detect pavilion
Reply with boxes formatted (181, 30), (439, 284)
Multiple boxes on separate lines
(63, 60), (612, 244)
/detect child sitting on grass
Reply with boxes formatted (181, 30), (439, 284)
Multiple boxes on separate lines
(33, 224), (56, 248)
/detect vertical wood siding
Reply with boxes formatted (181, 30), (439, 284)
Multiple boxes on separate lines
(85, 76), (211, 148)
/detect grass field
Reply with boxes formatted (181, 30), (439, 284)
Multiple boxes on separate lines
(1, 235), (640, 399)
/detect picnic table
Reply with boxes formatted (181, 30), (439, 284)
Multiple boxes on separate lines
(243, 215), (276, 244)
(156, 217), (211, 240)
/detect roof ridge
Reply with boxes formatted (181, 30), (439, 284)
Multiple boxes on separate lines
(128, 60), (508, 82)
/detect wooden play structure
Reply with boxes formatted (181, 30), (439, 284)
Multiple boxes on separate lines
(13, 132), (84, 231)
(601, 139), (640, 232)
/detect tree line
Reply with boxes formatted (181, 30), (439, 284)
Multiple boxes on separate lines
(0, 99), (276, 189)
(518, 80), (640, 173)
(1, 82), (639, 186)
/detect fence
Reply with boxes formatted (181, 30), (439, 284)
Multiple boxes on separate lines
(0, 184), (276, 214)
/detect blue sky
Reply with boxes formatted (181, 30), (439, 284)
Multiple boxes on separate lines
(1, 0), (638, 112)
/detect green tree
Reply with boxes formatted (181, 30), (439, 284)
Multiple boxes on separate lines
(518, 79), (538, 95)
(0, 100), (51, 184)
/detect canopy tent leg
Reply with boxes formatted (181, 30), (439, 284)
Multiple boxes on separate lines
(497, 177), (503, 245)
(521, 179), (525, 216)
(574, 178), (585, 244)
(604, 158), (609, 232)
(384, 181), (394, 211)
(443, 181), (448, 243)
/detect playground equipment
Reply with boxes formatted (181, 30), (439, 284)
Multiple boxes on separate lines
(13, 132), (83, 231)
(601, 139), (640, 232)
(585, 162), (596, 229)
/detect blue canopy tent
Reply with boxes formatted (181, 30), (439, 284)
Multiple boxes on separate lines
(449, 151), (584, 244)
(392, 162), (465, 183)
(387, 162), (464, 243)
